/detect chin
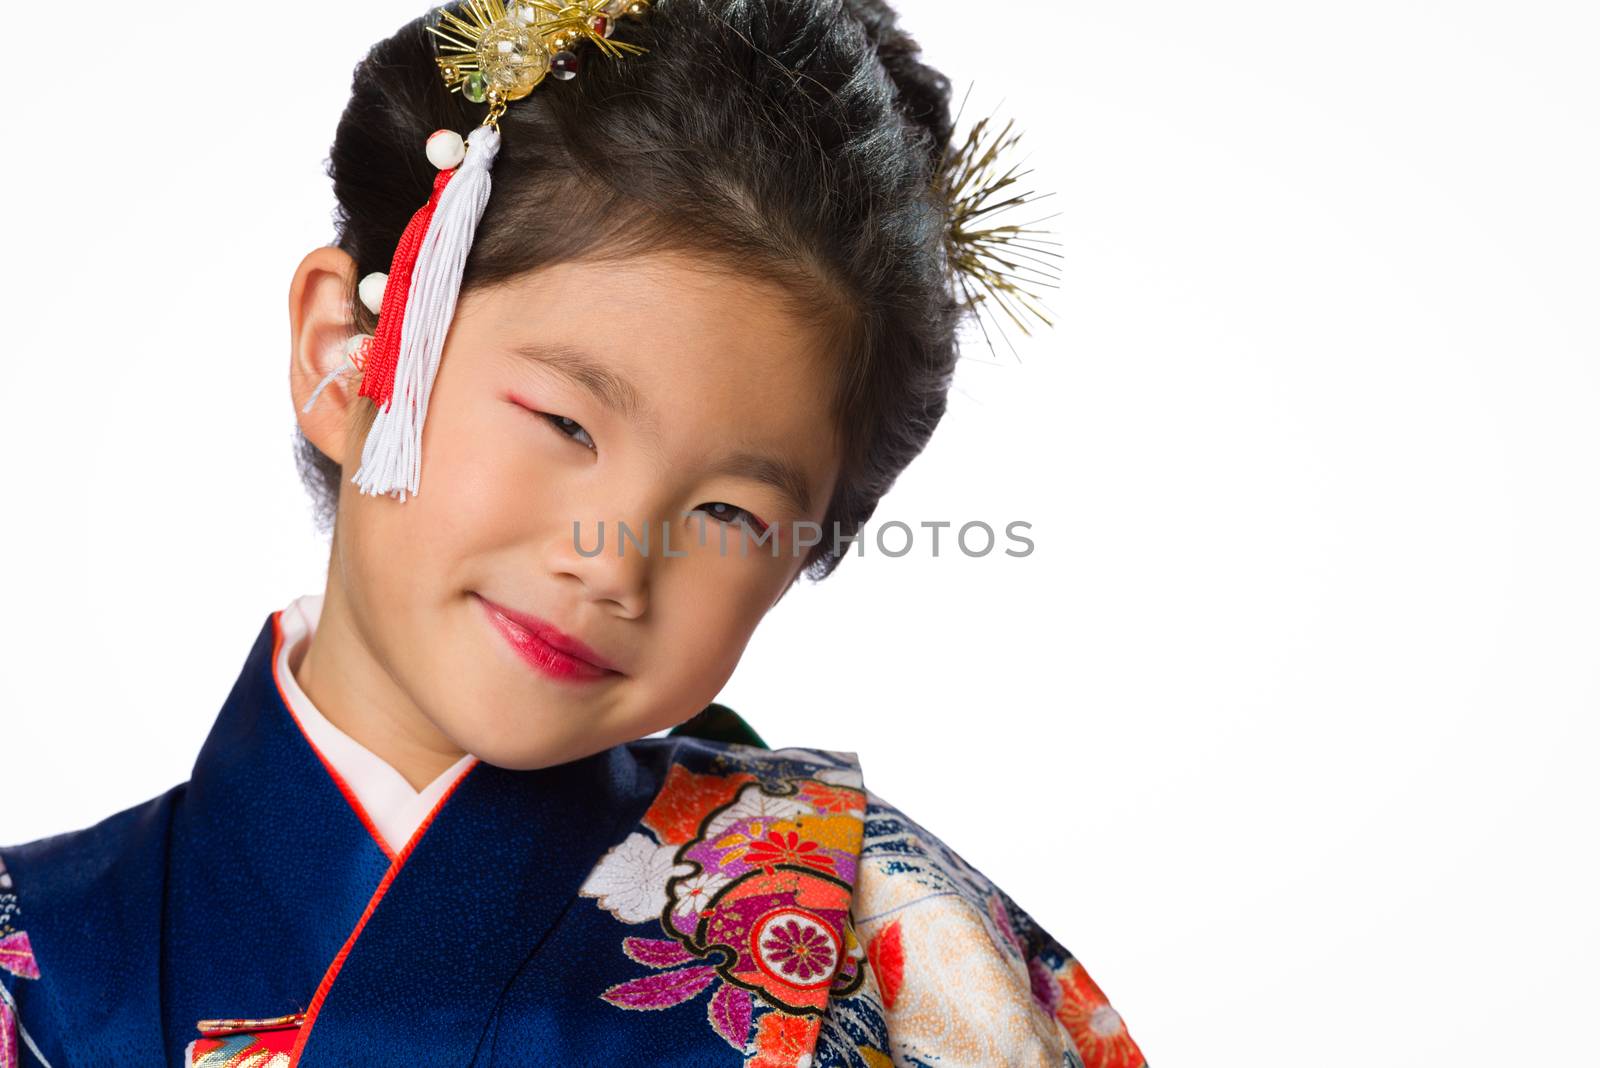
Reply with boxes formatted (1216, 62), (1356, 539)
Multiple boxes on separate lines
(450, 716), (622, 772)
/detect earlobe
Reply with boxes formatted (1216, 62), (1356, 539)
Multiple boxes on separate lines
(288, 245), (362, 465)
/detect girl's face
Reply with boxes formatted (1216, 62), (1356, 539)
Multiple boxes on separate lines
(290, 248), (841, 776)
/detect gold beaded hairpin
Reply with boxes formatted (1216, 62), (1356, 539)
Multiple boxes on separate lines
(431, 0), (651, 126)
(304, 0), (1056, 502)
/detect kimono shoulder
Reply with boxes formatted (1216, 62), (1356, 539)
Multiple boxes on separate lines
(816, 791), (1148, 1068)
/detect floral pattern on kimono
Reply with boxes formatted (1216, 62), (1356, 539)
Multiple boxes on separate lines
(580, 745), (1146, 1068)
(581, 747), (874, 1066)
(0, 858), (45, 1068)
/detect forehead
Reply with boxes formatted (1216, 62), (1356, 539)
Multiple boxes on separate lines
(458, 250), (841, 495)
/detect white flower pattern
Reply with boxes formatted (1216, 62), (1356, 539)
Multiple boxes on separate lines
(699, 784), (815, 842)
(668, 869), (731, 918)
(578, 831), (693, 923)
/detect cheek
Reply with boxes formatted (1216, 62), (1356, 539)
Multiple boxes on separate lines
(646, 562), (778, 695)
(334, 482), (434, 639)
(410, 384), (561, 546)
(337, 402), (555, 610)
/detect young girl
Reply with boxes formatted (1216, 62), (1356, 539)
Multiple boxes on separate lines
(0, 1), (1145, 1065)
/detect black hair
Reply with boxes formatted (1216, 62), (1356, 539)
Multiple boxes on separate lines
(295, 0), (965, 581)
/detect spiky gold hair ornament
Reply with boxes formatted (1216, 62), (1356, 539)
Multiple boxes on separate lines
(936, 86), (1063, 361)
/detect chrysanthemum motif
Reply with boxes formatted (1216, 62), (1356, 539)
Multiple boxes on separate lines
(763, 920), (834, 980)
(1054, 959), (1145, 1068)
(742, 829), (837, 874)
(750, 907), (840, 990)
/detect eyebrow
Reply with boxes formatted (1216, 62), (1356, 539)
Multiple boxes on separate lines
(508, 341), (816, 518)
(510, 341), (646, 421)
(706, 451), (813, 518)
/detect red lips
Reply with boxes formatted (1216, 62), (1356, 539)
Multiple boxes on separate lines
(473, 592), (623, 680)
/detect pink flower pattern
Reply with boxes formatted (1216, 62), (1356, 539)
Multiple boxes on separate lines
(1, 863), (42, 1068)
(586, 757), (869, 1064)
(758, 916), (836, 982)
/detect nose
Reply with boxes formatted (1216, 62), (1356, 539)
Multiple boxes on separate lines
(555, 516), (653, 618)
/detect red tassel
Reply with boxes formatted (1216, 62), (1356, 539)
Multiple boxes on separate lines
(358, 167), (458, 410)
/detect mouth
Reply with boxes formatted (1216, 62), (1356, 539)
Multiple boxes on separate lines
(472, 592), (623, 682)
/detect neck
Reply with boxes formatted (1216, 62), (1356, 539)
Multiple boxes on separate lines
(294, 567), (468, 791)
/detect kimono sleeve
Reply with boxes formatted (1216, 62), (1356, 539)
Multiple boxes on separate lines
(839, 791), (1147, 1068)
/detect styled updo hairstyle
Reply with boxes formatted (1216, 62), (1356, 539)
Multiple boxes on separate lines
(295, 0), (965, 581)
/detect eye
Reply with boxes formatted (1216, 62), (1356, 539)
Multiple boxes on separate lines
(538, 411), (596, 451)
(694, 502), (770, 536)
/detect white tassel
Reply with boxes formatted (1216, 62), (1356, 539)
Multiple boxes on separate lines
(352, 124), (502, 501)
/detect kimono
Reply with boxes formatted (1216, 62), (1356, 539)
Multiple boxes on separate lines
(0, 596), (1146, 1068)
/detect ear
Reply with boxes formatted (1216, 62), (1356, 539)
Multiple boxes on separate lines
(289, 245), (362, 465)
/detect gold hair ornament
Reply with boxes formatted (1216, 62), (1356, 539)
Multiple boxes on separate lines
(935, 86), (1063, 361)
(428, 0), (652, 130)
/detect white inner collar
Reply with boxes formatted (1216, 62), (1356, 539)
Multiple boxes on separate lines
(275, 593), (474, 856)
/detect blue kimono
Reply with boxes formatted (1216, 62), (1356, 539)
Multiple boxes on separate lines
(0, 608), (1145, 1067)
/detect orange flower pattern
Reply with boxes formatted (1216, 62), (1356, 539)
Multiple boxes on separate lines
(643, 764), (758, 846)
(1051, 961), (1145, 1068)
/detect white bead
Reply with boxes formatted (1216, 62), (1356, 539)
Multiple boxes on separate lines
(426, 129), (467, 170)
(358, 272), (387, 315)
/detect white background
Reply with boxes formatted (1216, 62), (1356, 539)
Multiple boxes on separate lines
(2, 1), (1596, 1063)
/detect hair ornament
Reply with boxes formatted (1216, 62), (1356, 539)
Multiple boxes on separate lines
(431, 0), (651, 118)
(336, 0), (652, 502)
(935, 87), (1063, 361)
